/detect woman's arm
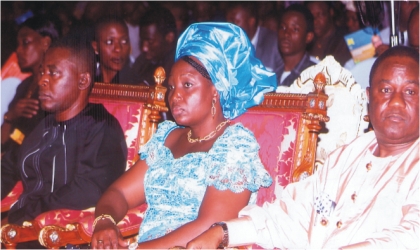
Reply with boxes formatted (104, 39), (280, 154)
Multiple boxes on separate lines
(137, 185), (251, 249)
(91, 159), (148, 249)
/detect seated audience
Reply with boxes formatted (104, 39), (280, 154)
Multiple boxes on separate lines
(1, 15), (59, 153)
(343, 1), (364, 34)
(90, 22), (275, 249)
(187, 46), (419, 249)
(376, 0), (419, 56)
(190, 2), (220, 23)
(261, 10), (279, 34)
(225, 2), (283, 77)
(119, 1), (147, 67)
(129, 7), (177, 86)
(305, 1), (352, 66)
(160, 1), (190, 35)
(1, 37), (127, 247)
(277, 4), (315, 87)
(91, 16), (131, 84)
(408, 6), (419, 52)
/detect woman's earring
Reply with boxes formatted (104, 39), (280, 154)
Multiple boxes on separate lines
(211, 99), (216, 119)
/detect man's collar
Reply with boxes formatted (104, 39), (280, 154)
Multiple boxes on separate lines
(250, 26), (260, 48)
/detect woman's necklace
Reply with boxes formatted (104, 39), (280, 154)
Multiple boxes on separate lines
(187, 119), (230, 143)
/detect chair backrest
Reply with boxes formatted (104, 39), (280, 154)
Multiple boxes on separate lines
(233, 75), (329, 206)
(277, 56), (369, 171)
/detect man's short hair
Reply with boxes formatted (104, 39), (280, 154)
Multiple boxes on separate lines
(19, 15), (61, 41)
(139, 7), (177, 38)
(282, 4), (315, 33)
(369, 46), (419, 86)
(227, 2), (259, 24)
(49, 36), (95, 87)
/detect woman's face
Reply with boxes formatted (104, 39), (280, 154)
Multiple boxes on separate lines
(16, 27), (48, 73)
(345, 10), (360, 33)
(93, 22), (130, 73)
(168, 58), (218, 126)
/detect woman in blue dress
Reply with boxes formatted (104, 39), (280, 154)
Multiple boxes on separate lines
(91, 22), (277, 249)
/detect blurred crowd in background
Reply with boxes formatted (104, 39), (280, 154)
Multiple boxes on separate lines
(0, 1), (401, 67)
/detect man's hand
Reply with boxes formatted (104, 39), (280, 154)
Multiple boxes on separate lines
(186, 225), (223, 249)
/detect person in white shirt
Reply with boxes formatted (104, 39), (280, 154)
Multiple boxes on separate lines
(186, 45), (419, 250)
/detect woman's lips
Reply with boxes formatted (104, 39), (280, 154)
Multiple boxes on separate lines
(171, 106), (184, 116)
(111, 58), (123, 64)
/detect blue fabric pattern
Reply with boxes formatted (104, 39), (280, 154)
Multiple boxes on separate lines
(137, 120), (272, 242)
(175, 22), (277, 119)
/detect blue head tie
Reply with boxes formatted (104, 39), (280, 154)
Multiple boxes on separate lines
(175, 22), (277, 119)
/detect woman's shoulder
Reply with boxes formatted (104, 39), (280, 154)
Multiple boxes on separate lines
(155, 120), (181, 137)
(206, 122), (272, 193)
(143, 120), (179, 146)
(210, 122), (260, 155)
(222, 122), (258, 143)
(139, 120), (179, 157)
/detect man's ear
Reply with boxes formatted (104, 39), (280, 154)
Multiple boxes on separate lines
(41, 36), (52, 52)
(78, 72), (91, 90)
(366, 87), (370, 103)
(91, 41), (98, 55)
(165, 32), (175, 44)
(305, 31), (315, 44)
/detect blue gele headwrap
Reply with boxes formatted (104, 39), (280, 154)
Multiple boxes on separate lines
(175, 22), (277, 119)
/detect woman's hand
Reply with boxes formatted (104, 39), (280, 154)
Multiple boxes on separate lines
(186, 225), (223, 249)
(91, 220), (128, 249)
(8, 98), (39, 120)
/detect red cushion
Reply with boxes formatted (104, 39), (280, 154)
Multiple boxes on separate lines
(234, 110), (300, 205)
(1, 181), (23, 212)
(34, 208), (96, 228)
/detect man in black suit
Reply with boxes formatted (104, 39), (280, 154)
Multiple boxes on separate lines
(226, 2), (283, 77)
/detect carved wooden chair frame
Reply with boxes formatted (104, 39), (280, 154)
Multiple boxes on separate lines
(1, 69), (329, 249)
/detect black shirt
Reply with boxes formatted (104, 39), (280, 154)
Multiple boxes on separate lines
(1, 103), (127, 224)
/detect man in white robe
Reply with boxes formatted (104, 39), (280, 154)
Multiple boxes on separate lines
(186, 45), (419, 249)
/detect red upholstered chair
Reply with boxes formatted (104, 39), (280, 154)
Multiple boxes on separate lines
(0, 68), (168, 249)
(40, 72), (328, 249)
(234, 72), (329, 206)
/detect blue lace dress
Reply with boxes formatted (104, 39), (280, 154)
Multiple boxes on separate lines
(138, 120), (272, 242)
